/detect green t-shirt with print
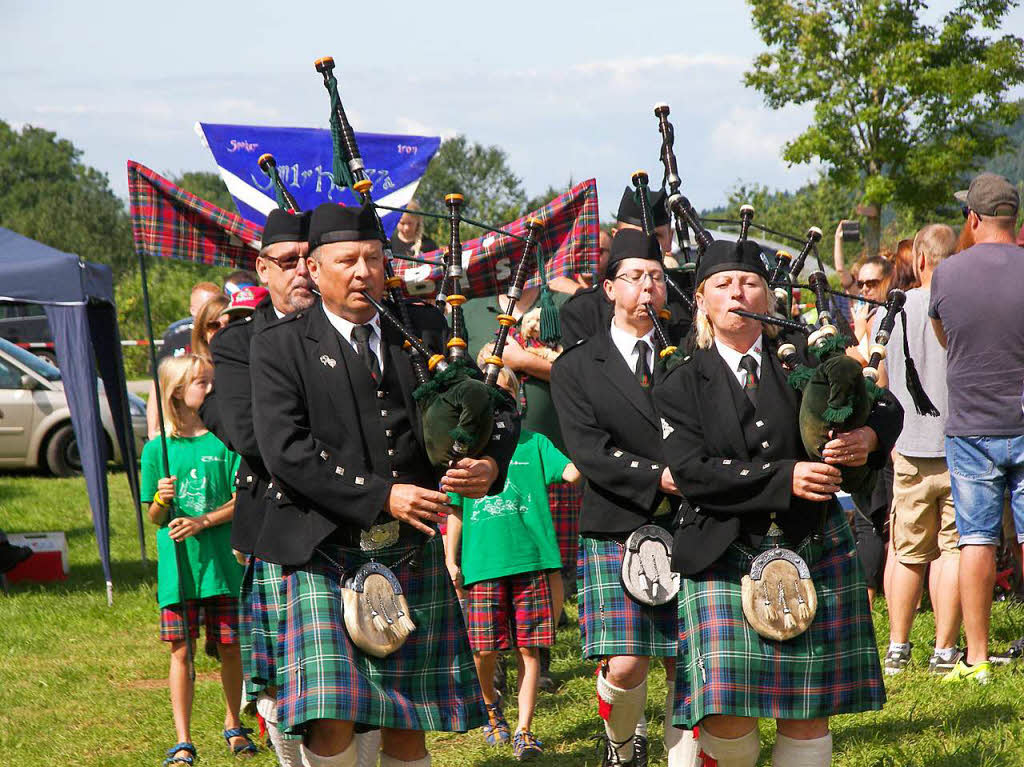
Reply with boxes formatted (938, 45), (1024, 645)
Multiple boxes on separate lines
(450, 428), (569, 586)
(141, 432), (243, 608)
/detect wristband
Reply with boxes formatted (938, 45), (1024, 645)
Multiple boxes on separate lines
(153, 491), (168, 508)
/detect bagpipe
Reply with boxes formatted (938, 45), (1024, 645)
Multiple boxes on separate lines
(257, 153), (300, 212)
(733, 280), (937, 493)
(629, 170), (690, 371)
(311, 56), (527, 472)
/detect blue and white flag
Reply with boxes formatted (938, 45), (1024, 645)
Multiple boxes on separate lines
(196, 122), (441, 235)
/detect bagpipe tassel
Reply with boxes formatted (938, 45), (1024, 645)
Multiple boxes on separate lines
(901, 311), (940, 416)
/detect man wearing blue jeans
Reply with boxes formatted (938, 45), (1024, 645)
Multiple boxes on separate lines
(930, 172), (1024, 684)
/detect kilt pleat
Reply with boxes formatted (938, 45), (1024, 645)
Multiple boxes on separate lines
(672, 505), (885, 728)
(276, 535), (485, 734)
(578, 535), (677, 659)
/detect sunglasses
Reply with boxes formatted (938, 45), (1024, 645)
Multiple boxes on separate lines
(261, 254), (304, 271)
(856, 278), (881, 289)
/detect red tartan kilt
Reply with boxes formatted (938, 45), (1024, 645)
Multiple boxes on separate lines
(549, 481), (582, 568)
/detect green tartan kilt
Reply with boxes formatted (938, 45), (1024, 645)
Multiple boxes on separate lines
(578, 535), (677, 659)
(672, 503), (885, 728)
(276, 534), (485, 735)
(241, 557), (285, 701)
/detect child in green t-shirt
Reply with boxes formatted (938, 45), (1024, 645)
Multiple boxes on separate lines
(141, 354), (253, 764)
(445, 365), (581, 761)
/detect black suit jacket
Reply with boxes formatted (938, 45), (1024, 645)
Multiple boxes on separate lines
(560, 285), (692, 349)
(250, 301), (517, 566)
(201, 296), (279, 554)
(654, 333), (904, 576)
(550, 330), (677, 536)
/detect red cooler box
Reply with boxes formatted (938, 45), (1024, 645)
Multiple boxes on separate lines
(5, 532), (69, 583)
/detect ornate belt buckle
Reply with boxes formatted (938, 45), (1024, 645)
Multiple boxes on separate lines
(360, 520), (400, 552)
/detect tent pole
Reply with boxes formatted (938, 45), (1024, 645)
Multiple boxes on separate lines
(137, 251), (195, 682)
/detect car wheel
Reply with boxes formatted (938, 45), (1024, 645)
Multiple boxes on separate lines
(45, 423), (82, 476)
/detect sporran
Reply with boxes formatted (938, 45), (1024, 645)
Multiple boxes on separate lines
(620, 524), (680, 606)
(740, 543), (817, 641)
(340, 561), (417, 658)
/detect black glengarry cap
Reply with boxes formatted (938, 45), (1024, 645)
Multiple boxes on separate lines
(261, 209), (310, 248)
(696, 239), (771, 286)
(307, 202), (383, 251)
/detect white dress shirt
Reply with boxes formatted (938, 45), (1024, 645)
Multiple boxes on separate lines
(609, 320), (656, 374)
(714, 336), (762, 389)
(322, 305), (385, 374)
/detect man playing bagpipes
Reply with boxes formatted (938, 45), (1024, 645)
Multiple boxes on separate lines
(198, 208), (313, 766)
(551, 230), (701, 766)
(249, 202), (518, 767)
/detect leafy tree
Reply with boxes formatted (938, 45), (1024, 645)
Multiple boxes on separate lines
(0, 121), (134, 271)
(172, 170), (236, 213)
(413, 135), (527, 243)
(745, 0), (1024, 254)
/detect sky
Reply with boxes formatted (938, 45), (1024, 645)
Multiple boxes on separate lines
(4, 1), (1023, 216)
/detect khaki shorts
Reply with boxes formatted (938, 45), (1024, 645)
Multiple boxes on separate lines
(891, 453), (959, 563)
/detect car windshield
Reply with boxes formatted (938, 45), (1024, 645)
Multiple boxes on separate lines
(0, 337), (62, 381)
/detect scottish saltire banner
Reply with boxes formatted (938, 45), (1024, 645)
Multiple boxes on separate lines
(393, 179), (600, 300)
(128, 161), (262, 269)
(196, 122), (441, 233)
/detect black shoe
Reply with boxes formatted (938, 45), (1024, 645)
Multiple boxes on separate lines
(632, 734), (648, 767)
(0, 542), (32, 574)
(591, 734), (631, 766)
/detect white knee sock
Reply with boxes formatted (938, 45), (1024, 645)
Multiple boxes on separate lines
(663, 678), (701, 767)
(256, 691), (303, 767)
(301, 737), (358, 767)
(698, 727), (760, 767)
(379, 754), (430, 767)
(771, 732), (833, 767)
(596, 671), (647, 763)
(635, 715), (648, 738)
(355, 730), (382, 767)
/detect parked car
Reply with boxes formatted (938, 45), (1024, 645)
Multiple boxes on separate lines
(0, 337), (147, 475)
(0, 302), (57, 366)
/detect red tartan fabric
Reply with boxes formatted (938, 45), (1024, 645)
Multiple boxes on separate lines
(392, 179), (599, 300)
(128, 161), (263, 269)
(160, 595), (239, 643)
(547, 481), (582, 568)
(464, 571), (555, 651)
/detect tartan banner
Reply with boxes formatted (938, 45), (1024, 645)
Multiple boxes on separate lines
(392, 178), (599, 300)
(127, 160), (263, 269)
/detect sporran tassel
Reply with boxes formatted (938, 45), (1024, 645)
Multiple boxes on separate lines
(795, 580), (811, 620)
(394, 595), (417, 637)
(761, 582), (777, 622)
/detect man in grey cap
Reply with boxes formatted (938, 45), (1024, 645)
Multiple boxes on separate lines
(929, 171), (1024, 684)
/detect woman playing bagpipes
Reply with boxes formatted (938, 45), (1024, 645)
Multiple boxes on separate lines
(551, 229), (701, 766)
(653, 239), (904, 767)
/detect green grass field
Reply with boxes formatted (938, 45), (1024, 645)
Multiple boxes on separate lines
(4, 472), (1024, 766)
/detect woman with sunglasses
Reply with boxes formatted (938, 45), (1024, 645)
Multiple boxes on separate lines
(191, 294), (230, 363)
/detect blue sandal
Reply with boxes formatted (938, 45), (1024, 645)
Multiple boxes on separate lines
(163, 742), (196, 766)
(223, 727), (259, 757)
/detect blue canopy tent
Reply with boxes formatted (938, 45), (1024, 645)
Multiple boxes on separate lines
(0, 227), (142, 604)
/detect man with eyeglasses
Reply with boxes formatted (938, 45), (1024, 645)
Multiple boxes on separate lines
(929, 172), (1024, 685)
(198, 208), (317, 766)
(560, 187), (690, 350)
(552, 229), (700, 766)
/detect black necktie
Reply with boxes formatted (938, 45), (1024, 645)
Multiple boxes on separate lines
(352, 324), (381, 383)
(634, 340), (652, 389)
(738, 354), (759, 406)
